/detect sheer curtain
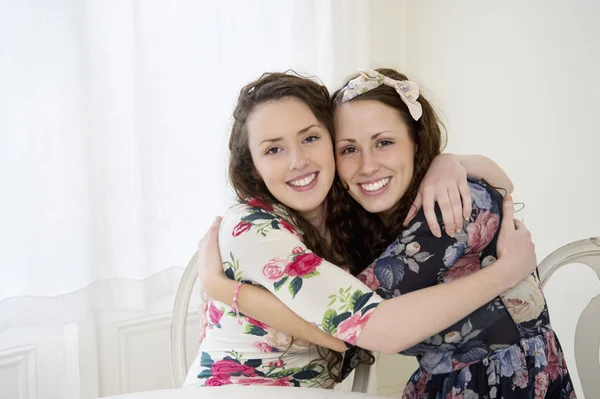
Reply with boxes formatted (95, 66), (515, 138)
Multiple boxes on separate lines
(0, 3), (392, 396)
(0, 0), (378, 331)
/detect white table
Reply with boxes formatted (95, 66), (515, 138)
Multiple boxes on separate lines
(101, 386), (395, 399)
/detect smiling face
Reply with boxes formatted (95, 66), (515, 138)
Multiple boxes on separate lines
(247, 97), (335, 215)
(334, 99), (416, 217)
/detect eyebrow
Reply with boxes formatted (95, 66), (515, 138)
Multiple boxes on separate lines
(259, 124), (319, 146)
(336, 131), (393, 144)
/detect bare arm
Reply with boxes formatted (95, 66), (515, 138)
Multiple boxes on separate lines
(404, 153), (513, 235)
(358, 195), (534, 354)
(199, 197), (536, 355)
(456, 154), (513, 195)
(201, 274), (347, 352)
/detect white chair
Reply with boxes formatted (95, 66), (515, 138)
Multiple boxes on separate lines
(538, 237), (600, 398)
(169, 251), (372, 392)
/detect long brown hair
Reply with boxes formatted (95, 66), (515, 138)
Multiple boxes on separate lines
(329, 68), (447, 271)
(227, 71), (372, 383)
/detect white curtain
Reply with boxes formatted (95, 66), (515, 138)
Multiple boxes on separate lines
(0, 0), (375, 338)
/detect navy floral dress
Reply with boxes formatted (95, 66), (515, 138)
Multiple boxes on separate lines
(354, 178), (576, 399)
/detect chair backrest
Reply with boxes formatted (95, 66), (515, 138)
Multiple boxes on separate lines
(169, 251), (371, 393)
(170, 251), (199, 388)
(538, 237), (600, 398)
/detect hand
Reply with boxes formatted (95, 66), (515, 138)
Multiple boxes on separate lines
(197, 216), (226, 298)
(495, 196), (537, 286)
(403, 154), (472, 238)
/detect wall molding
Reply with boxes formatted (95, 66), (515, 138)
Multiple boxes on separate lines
(114, 309), (200, 393)
(0, 345), (38, 399)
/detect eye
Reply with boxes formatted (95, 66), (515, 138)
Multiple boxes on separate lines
(303, 134), (320, 144)
(265, 147), (282, 155)
(340, 146), (357, 155)
(376, 139), (394, 148)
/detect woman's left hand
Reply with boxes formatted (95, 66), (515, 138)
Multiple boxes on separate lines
(403, 154), (472, 237)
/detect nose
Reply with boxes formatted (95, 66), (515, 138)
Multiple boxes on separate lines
(358, 151), (379, 176)
(289, 149), (310, 171)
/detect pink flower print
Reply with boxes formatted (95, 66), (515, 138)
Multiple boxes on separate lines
(466, 211), (500, 253)
(534, 371), (549, 398)
(232, 221), (252, 237)
(268, 359), (284, 368)
(444, 253), (481, 283)
(358, 266), (380, 290)
(205, 375), (232, 386)
(512, 368), (528, 389)
(246, 316), (269, 330)
(262, 258), (287, 280)
(280, 220), (298, 236)
(247, 197), (274, 211)
(292, 246), (304, 254)
(445, 390), (464, 399)
(284, 253), (322, 277)
(208, 302), (224, 326)
(544, 333), (560, 380)
(234, 376), (295, 386)
(211, 359), (256, 378)
(336, 308), (374, 345)
(403, 382), (418, 399)
(254, 342), (276, 353)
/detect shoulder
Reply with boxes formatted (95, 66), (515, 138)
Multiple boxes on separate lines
(398, 177), (503, 237)
(220, 199), (301, 241)
(466, 177), (504, 215)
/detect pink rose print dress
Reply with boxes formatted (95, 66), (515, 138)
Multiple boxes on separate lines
(355, 178), (575, 399)
(184, 198), (382, 388)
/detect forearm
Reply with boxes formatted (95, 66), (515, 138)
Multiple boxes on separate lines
(456, 154), (513, 195)
(356, 260), (515, 354)
(202, 275), (347, 352)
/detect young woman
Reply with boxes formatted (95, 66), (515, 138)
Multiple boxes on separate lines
(184, 72), (538, 391)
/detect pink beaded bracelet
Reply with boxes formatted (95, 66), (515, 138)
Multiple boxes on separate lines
(231, 281), (244, 325)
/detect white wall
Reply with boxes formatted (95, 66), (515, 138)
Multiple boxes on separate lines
(366, 1), (600, 397)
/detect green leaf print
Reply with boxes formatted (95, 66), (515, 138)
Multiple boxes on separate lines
(200, 352), (214, 367)
(268, 368), (300, 378)
(349, 290), (363, 311)
(293, 369), (322, 380)
(333, 311), (351, 326)
(245, 325), (268, 336)
(273, 276), (288, 291)
(289, 276), (303, 298)
(241, 212), (276, 222)
(353, 292), (373, 313)
(244, 358), (262, 368)
(197, 369), (213, 379)
(223, 252), (243, 281)
(322, 309), (338, 334)
(302, 270), (320, 279)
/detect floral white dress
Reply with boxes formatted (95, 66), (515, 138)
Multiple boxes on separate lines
(184, 198), (382, 388)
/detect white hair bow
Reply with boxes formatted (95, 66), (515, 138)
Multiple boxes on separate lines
(341, 68), (423, 121)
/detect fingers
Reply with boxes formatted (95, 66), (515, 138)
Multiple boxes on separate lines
(513, 219), (529, 233)
(199, 216), (222, 248)
(448, 186), (464, 234)
(422, 186), (442, 238)
(458, 179), (472, 220)
(437, 191), (455, 237)
(501, 195), (515, 231)
(403, 192), (423, 226)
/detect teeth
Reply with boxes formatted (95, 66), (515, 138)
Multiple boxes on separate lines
(360, 177), (390, 192)
(290, 173), (317, 187)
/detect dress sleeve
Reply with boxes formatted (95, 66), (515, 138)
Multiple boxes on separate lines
(357, 178), (503, 299)
(219, 202), (383, 346)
